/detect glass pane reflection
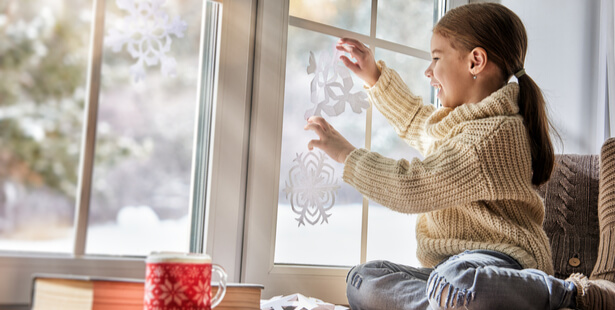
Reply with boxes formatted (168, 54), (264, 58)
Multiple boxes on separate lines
(290, 0), (371, 35)
(0, 0), (91, 253)
(377, 0), (434, 52)
(274, 26), (365, 267)
(366, 47), (432, 266)
(85, 0), (210, 256)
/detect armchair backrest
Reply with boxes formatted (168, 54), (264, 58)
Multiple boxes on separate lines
(537, 154), (600, 278)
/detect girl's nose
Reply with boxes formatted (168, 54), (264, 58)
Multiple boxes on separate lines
(425, 67), (432, 78)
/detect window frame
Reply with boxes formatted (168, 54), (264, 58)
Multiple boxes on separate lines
(242, 0), (462, 304)
(0, 0), (257, 305)
(0, 0), (469, 305)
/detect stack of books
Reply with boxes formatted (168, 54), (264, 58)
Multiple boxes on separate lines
(30, 274), (263, 310)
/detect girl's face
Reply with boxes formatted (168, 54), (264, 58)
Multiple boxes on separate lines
(425, 33), (474, 109)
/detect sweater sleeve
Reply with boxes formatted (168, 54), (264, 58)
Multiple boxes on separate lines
(366, 61), (436, 155)
(343, 143), (488, 214)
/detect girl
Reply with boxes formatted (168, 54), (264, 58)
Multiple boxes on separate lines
(304, 3), (615, 310)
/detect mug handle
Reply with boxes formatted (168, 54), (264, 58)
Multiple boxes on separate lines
(211, 264), (227, 308)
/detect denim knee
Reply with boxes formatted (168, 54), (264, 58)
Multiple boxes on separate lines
(346, 260), (388, 289)
(346, 261), (387, 310)
(426, 251), (523, 309)
(347, 260), (433, 310)
(427, 257), (477, 309)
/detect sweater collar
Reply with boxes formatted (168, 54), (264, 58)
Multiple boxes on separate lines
(425, 83), (520, 139)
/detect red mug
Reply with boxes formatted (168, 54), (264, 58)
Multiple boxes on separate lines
(144, 252), (227, 310)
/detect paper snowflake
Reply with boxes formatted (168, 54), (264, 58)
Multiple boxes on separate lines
(305, 49), (370, 119)
(105, 0), (187, 82)
(283, 152), (340, 226)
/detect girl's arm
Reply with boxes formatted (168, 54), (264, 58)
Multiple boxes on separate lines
(366, 61), (435, 155)
(337, 38), (435, 155)
(343, 142), (486, 214)
(342, 118), (537, 214)
(336, 38), (381, 87)
(305, 116), (356, 164)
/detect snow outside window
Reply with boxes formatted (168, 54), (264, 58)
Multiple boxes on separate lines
(0, 0), (220, 264)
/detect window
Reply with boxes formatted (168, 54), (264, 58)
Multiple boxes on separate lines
(0, 0), (222, 304)
(244, 0), (446, 304)
(0, 0), (468, 305)
(1, 0), (91, 254)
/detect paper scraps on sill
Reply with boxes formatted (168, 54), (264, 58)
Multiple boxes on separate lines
(261, 293), (349, 310)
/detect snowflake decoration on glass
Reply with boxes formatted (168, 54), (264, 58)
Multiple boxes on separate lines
(305, 49), (370, 119)
(283, 151), (340, 226)
(105, 0), (187, 82)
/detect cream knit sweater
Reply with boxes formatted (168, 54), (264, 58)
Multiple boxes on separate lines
(343, 61), (554, 274)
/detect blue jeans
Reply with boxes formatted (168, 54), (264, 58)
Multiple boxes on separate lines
(346, 250), (577, 310)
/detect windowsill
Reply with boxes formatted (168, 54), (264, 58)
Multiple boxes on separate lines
(0, 255), (145, 304)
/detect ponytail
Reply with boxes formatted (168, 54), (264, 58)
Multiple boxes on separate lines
(516, 74), (555, 186)
(435, 3), (559, 186)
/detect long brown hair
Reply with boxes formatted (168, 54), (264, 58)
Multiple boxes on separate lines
(434, 3), (556, 186)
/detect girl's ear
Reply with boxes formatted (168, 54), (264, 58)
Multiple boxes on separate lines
(468, 47), (488, 75)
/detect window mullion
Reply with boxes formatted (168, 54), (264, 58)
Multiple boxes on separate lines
(73, 0), (106, 256)
(366, 0), (378, 153)
(288, 16), (430, 61)
(360, 0), (379, 265)
(189, 1), (221, 254)
(433, 0), (449, 108)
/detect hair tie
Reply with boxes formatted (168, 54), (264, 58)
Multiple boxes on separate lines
(514, 68), (526, 78)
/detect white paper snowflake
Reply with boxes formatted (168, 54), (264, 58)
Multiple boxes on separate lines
(105, 0), (187, 82)
(283, 151), (340, 226)
(261, 293), (349, 310)
(305, 49), (370, 119)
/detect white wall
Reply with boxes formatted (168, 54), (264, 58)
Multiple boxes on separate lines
(500, 0), (602, 154)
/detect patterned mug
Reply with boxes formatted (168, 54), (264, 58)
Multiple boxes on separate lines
(144, 252), (227, 310)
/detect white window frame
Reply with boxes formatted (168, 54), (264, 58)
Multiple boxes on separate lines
(242, 0), (461, 304)
(203, 0), (257, 283)
(0, 0), (258, 305)
(0, 0), (469, 305)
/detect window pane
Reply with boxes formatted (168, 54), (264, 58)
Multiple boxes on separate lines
(366, 49), (431, 265)
(377, 0), (434, 52)
(274, 27), (365, 267)
(366, 203), (421, 266)
(290, 0), (371, 35)
(0, 0), (91, 252)
(375, 48), (432, 104)
(85, 0), (207, 255)
(366, 109), (422, 265)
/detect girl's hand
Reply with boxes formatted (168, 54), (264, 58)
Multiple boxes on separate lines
(305, 116), (356, 164)
(336, 38), (381, 87)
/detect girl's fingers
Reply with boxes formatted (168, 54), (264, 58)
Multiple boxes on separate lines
(307, 139), (322, 151)
(336, 43), (363, 55)
(305, 118), (327, 152)
(336, 45), (364, 65)
(304, 115), (356, 163)
(305, 116), (333, 139)
(339, 55), (361, 74)
(337, 44), (367, 60)
(335, 43), (352, 53)
(307, 116), (330, 131)
(335, 45), (355, 57)
(304, 121), (325, 137)
(338, 37), (367, 50)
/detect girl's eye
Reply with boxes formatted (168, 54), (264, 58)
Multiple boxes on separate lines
(432, 58), (439, 61)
